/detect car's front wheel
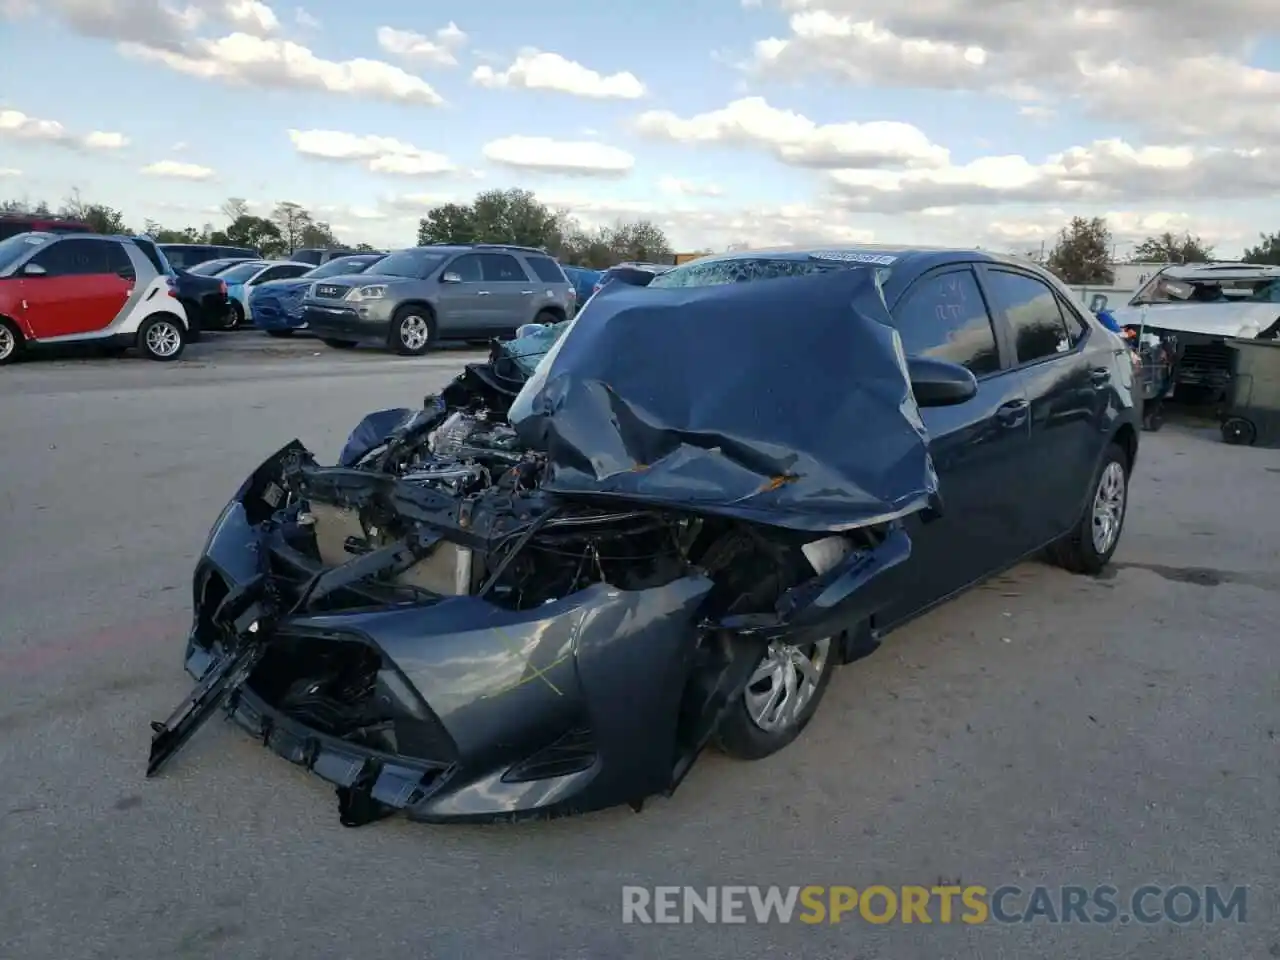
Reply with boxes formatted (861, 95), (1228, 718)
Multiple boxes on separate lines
(225, 302), (244, 331)
(1046, 441), (1129, 574)
(0, 318), (24, 366)
(715, 636), (838, 760)
(389, 307), (436, 356)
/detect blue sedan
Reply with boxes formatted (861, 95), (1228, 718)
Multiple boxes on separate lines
(249, 254), (386, 336)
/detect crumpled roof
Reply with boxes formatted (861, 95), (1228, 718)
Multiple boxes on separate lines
(507, 268), (939, 533)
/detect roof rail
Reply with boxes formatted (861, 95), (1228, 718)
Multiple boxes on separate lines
(472, 242), (548, 254)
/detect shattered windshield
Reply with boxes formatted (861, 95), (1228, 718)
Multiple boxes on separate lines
(648, 256), (889, 289)
(1131, 275), (1280, 305)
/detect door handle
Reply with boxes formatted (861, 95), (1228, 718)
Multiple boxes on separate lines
(996, 399), (1030, 428)
(1090, 367), (1111, 386)
(520, 290), (533, 295)
(476, 291), (491, 296)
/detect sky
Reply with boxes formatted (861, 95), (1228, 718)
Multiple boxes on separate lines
(1, 0), (1278, 257)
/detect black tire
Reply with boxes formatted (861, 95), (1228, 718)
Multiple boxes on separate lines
(702, 530), (839, 761)
(534, 310), (561, 327)
(1221, 417), (1256, 446)
(225, 301), (245, 331)
(323, 338), (358, 349)
(136, 314), (187, 362)
(1046, 442), (1129, 574)
(0, 317), (25, 366)
(266, 329), (295, 338)
(389, 306), (436, 356)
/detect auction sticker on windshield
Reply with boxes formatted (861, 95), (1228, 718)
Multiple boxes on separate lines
(810, 251), (898, 265)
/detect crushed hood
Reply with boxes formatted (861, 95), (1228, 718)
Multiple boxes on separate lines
(1108, 301), (1280, 338)
(507, 268), (939, 533)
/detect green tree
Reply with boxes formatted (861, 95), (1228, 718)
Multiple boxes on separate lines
(1046, 216), (1114, 285)
(1132, 231), (1214, 264)
(418, 203), (478, 245)
(298, 219), (340, 249)
(470, 188), (560, 247)
(599, 219), (672, 263)
(221, 214), (283, 255)
(271, 201), (313, 252)
(1242, 231), (1280, 266)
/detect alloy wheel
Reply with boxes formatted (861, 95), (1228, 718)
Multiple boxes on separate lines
(744, 637), (832, 733)
(1091, 461), (1126, 555)
(0, 325), (14, 361)
(146, 320), (182, 358)
(400, 315), (430, 351)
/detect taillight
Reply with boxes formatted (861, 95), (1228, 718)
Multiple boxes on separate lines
(165, 279), (179, 298)
(219, 280), (227, 295)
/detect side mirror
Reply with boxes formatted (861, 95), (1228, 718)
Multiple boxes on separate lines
(441, 271), (462, 284)
(21, 263), (47, 277)
(908, 356), (978, 407)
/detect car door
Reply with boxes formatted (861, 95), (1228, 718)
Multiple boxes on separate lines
(476, 253), (535, 334)
(435, 253), (488, 335)
(20, 238), (131, 339)
(977, 265), (1117, 544)
(876, 265), (1034, 629)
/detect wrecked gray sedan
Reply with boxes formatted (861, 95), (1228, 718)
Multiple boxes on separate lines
(147, 261), (1049, 826)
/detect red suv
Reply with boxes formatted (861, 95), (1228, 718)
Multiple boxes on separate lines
(0, 232), (193, 364)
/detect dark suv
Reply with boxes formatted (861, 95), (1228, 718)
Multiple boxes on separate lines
(158, 243), (261, 270)
(302, 244), (577, 355)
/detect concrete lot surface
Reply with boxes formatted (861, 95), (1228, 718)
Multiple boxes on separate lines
(1, 337), (1277, 960)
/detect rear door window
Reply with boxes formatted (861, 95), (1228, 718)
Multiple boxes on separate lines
(981, 269), (1077, 365)
(892, 268), (1002, 376)
(525, 255), (567, 283)
(478, 253), (528, 282)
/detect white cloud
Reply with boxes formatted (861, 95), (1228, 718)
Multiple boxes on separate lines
(288, 129), (456, 176)
(749, 0), (1280, 143)
(376, 22), (466, 67)
(221, 0), (277, 35)
(293, 6), (318, 28)
(141, 159), (216, 180)
(659, 177), (724, 197)
(0, 108), (129, 151)
(119, 33), (445, 105)
(171, 140), (188, 151)
(482, 136), (635, 176)
(827, 139), (1280, 214)
(0, 167), (21, 177)
(635, 97), (949, 168)
(472, 49), (645, 99)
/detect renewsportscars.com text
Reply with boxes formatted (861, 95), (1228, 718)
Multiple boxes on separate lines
(621, 884), (1248, 925)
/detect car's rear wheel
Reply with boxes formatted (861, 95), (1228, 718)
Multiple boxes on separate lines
(225, 301), (244, 331)
(137, 314), (186, 361)
(323, 338), (359, 349)
(0, 318), (24, 366)
(389, 307), (436, 356)
(266, 329), (294, 338)
(534, 309), (561, 326)
(1046, 442), (1129, 574)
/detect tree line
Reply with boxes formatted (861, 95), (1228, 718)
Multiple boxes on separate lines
(1030, 216), (1280, 285)
(415, 188), (674, 268)
(1, 186), (677, 269)
(0, 191), (356, 257)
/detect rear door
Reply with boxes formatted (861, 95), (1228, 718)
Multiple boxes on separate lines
(877, 265), (1033, 628)
(477, 253), (534, 333)
(21, 238), (131, 338)
(977, 265), (1114, 544)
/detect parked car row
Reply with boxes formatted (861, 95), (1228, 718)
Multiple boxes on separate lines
(0, 228), (684, 364)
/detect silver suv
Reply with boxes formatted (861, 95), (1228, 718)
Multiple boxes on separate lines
(301, 244), (577, 355)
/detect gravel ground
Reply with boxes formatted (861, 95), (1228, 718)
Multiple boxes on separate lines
(1, 338), (1276, 960)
